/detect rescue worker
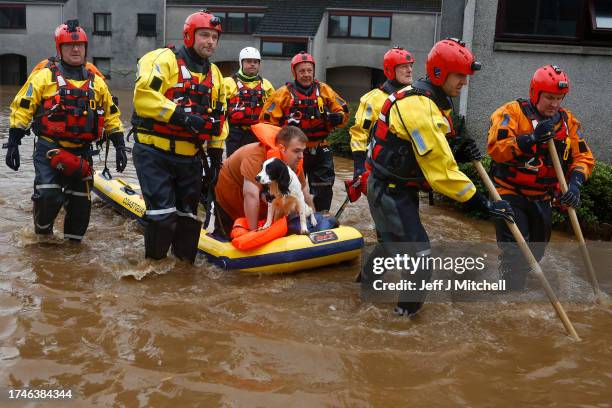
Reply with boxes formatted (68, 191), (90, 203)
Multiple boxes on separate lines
(4, 20), (126, 242)
(214, 124), (314, 237)
(259, 51), (349, 213)
(131, 10), (226, 263)
(222, 47), (275, 157)
(487, 65), (595, 290)
(363, 38), (515, 317)
(350, 47), (415, 180)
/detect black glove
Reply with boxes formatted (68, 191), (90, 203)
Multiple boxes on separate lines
(560, 171), (584, 208)
(353, 151), (367, 179)
(453, 138), (483, 163)
(327, 112), (344, 127)
(170, 109), (207, 134)
(466, 191), (515, 223)
(108, 132), (128, 173)
(516, 119), (555, 153)
(4, 128), (25, 171)
(207, 147), (223, 171)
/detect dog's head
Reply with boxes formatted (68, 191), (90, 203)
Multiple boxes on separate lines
(255, 158), (291, 195)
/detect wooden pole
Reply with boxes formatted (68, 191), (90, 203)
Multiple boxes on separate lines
(546, 140), (603, 302)
(473, 160), (580, 340)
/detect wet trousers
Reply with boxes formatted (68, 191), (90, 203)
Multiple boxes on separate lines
(31, 139), (93, 242)
(303, 143), (335, 212)
(132, 143), (203, 263)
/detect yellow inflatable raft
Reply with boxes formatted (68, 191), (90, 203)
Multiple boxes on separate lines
(92, 172), (363, 274)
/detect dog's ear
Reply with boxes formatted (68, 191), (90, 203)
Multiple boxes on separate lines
(265, 159), (283, 180)
(276, 163), (291, 195)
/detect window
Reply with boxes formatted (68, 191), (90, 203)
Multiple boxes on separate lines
(328, 13), (391, 39)
(213, 11), (264, 33)
(261, 39), (307, 57)
(93, 58), (111, 79)
(590, 0), (612, 31)
(0, 5), (26, 29)
(137, 14), (156, 37)
(94, 13), (111, 35)
(496, 0), (612, 46)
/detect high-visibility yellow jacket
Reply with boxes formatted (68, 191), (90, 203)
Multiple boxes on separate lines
(349, 87), (389, 153)
(372, 85), (476, 202)
(133, 47), (226, 156)
(10, 65), (123, 148)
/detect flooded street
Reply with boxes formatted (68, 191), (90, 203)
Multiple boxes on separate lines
(0, 86), (610, 407)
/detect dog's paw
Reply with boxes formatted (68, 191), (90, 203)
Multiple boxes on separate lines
(310, 216), (318, 227)
(299, 228), (310, 235)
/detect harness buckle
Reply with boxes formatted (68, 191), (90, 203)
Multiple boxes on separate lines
(46, 148), (61, 159)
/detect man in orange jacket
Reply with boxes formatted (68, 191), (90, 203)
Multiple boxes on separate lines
(487, 65), (595, 290)
(259, 52), (349, 213)
(214, 124), (314, 237)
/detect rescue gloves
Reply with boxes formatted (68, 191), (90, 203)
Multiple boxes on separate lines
(4, 128), (25, 171)
(466, 191), (515, 223)
(327, 112), (344, 127)
(453, 137), (482, 163)
(170, 108), (207, 134)
(560, 171), (585, 208)
(108, 132), (128, 173)
(516, 119), (555, 153)
(352, 151), (367, 179)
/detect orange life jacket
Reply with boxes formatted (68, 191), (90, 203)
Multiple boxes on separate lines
(251, 123), (304, 177)
(32, 60), (105, 142)
(132, 46), (223, 143)
(491, 99), (572, 198)
(227, 75), (265, 126)
(283, 81), (330, 141)
(230, 216), (288, 251)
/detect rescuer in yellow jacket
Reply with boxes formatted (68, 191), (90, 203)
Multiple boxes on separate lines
(131, 10), (226, 263)
(221, 47), (275, 157)
(349, 47), (415, 179)
(487, 65), (595, 290)
(363, 39), (515, 318)
(5, 20), (125, 242)
(259, 51), (349, 213)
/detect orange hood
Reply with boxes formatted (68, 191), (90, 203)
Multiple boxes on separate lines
(251, 123), (303, 176)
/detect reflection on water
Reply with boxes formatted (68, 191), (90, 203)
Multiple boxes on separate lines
(0, 86), (610, 407)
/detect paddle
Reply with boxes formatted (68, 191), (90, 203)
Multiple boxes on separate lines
(473, 160), (580, 340)
(546, 140), (604, 303)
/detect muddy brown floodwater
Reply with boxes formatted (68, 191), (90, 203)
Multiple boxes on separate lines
(0, 86), (610, 407)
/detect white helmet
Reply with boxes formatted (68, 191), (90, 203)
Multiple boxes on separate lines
(239, 47), (261, 66)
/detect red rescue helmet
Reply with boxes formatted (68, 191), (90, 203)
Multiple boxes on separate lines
(55, 20), (88, 57)
(183, 10), (222, 48)
(290, 51), (315, 79)
(529, 65), (570, 105)
(383, 47), (415, 80)
(426, 38), (481, 86)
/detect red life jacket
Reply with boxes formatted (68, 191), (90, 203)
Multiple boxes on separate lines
(283, 81), (330, 141)
(32, 61), (104, 143)
(368, 86), (455, 190)
(132, 47), (223, 143)
(491, 98), (571, 198)
(227, 75), (265, 126)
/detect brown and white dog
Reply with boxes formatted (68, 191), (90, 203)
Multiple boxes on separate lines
(255, 158), (317, 234)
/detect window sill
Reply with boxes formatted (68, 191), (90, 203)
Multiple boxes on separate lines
(494, 41), (612, 56)
(93, 31), (112, 36)
(0, 28), (26, 33)
(136, 33), (157, 37)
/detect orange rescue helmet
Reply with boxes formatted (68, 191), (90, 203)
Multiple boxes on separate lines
(529, 65), (570, 105)
(290, 51), (315, 79)
(383, 47), (415, 81)
(426, 38), (481, 86)
(183, 10), (222, 48)
(55, 20), (88, 57)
